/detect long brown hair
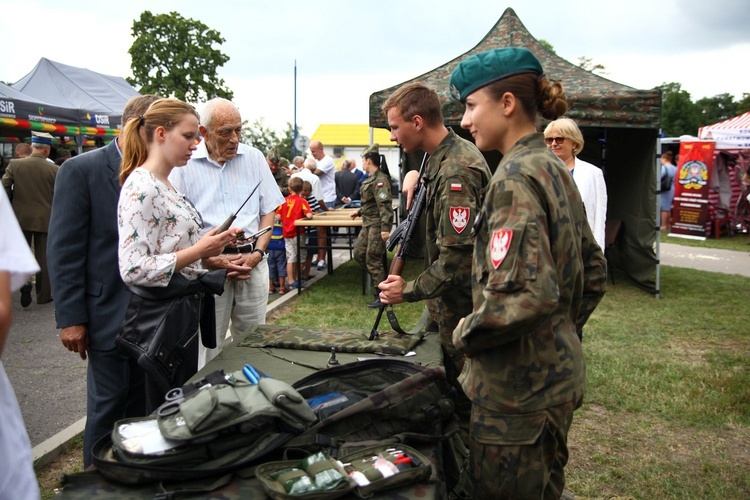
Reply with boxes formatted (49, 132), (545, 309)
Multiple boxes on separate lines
(119, 99), (198, 185)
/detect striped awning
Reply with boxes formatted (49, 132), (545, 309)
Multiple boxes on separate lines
(698, 111), (750, 150)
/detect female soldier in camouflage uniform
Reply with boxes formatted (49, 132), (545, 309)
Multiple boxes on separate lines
(350, 149), (393, 308)
(449, 48), (607, 498)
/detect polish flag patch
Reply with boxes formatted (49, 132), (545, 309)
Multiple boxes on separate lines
(490, 229), (513, 269)
(450, 183), (463, 191)
(449, 206), (470, 234)
(377, 182), (384, 187)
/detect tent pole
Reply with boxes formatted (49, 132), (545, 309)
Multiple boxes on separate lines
(655, 136), (662, 299)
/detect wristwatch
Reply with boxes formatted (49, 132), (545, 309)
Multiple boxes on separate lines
(252, 248), (266, 258)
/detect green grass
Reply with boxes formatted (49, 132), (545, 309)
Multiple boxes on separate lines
(271, 255), (750, 499)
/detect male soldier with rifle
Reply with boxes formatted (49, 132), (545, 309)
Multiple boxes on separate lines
(378, 82), (490, 434)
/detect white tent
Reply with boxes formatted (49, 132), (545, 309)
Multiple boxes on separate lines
(698, 111), (750, 151)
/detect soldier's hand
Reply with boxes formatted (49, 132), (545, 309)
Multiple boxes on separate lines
(378, 275), (406, 305)
(61, 324), (89, 360)
(402, 170), (420, 209)
(380, 231), (390, 241)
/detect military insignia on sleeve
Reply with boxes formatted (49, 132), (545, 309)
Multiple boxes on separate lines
(490, 229), (513, 269)
(378, 192), (387, 200)
(377, 182), (384, 187)
(450, 183), (462, 191)
(449, 206), (470, 234)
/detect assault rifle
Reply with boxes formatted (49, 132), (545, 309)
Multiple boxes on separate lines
(369, 153), (429, 340)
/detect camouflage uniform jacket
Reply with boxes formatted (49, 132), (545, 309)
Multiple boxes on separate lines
(453, 133), (607, 414)
(357, 169), (393, 231)
(272, 167), (289, 196)
(403, 129), (490, 336)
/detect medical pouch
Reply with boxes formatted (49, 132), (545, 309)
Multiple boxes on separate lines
(256, 444), (433, 499)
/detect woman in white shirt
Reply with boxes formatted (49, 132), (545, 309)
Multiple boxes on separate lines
(544, 117), (608, 249)
(117, 98), (241, 412)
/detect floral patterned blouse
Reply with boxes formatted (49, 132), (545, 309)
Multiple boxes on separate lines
(118, 167), (206, 287)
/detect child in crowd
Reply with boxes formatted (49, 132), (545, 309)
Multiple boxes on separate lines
(267, 216), (287, 293)
(281, 177), (313, 288)
(301, 180), (321, 281)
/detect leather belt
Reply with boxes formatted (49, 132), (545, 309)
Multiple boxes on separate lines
(222, 245), (254, 254)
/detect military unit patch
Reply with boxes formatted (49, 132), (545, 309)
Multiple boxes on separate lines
(490, 229), (512, 269)
(450, 183), (463, 191)
(449, 206), (470, 234)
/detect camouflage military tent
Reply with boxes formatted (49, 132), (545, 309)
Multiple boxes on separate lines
(369, 7), (662, 294)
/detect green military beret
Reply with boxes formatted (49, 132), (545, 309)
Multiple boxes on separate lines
(449, 47), (543, 103)
(279, 157), (290, 168)
(361, 143), (379, 157)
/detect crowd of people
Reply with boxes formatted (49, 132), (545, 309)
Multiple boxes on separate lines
(0, 46), (626, 498)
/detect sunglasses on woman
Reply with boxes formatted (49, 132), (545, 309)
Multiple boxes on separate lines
(544, 137), (566, 145)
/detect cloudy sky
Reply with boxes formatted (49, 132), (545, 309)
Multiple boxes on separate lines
(3, 0), (749, 134)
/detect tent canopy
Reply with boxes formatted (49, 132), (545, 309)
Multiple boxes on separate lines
(0, 82), (82, 131)
(11, 58), (139, 131)
(698, 111), (750, 151)
(368, 7), (661, 294)
(369, 8), (660, 130)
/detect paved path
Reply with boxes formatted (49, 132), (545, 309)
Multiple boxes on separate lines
(6, 244), (748, 465)
(659, 242), (750, 277)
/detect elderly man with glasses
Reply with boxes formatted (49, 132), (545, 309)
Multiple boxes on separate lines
(169, 98), (285, 369)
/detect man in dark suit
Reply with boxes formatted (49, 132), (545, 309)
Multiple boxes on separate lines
(334, 158), (361, 207)
(2, 131), (59, 306)
(47, 94), (160, 468)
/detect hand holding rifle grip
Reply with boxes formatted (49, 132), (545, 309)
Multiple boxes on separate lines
(370, 153), (428, 340)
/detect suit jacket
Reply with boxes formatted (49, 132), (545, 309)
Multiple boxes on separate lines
(1, 153), (59, 232)
(47, 140), (130, 351)
(572, 157), (607, 250)
(334, 168), (360, 207)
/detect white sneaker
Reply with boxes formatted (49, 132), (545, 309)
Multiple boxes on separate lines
(311, 255), (318, 265)
(317, 259), (326, 270)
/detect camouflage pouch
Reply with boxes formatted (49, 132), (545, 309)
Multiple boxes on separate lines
(92, 369), (317, 486)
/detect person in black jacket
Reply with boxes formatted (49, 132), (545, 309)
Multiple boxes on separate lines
(47, 95), (159, 468)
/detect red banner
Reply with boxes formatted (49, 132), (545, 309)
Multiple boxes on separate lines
(669, 141), (715, 239)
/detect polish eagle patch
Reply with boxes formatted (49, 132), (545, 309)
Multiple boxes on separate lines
(490, 229), (513, 269)
(449, 206), (470, 234)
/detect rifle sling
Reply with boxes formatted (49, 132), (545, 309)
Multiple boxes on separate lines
(386, 306), (410, 335)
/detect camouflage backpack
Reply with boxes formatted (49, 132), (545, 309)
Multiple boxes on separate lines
(85, 358), (458, 496)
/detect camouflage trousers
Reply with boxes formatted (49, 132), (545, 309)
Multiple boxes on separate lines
(468, 399), (578, 499)
(353, 225), (387, 285)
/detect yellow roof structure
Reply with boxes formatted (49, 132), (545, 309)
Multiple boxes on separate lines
(311, 124), (397, 147)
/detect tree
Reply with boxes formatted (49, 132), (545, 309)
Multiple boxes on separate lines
(538, 39), (556, 54)
(736, 93), (750, 115)
(241, 119), (301, 160)
(128, 11), (233, 103)
(242, 118), (278, 157)
(695, 93), (737, 125)
(577, 56), (607, 76)
(656, 82), (702, 137)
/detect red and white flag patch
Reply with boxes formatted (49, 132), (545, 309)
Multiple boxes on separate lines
(450, 183), (463, 192)
(449, 206), (470, 234)
(490, 229), (513, 269)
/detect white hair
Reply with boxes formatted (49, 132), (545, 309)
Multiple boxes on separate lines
(304, 157), (317, 169)
(200, 98), (238, 130)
